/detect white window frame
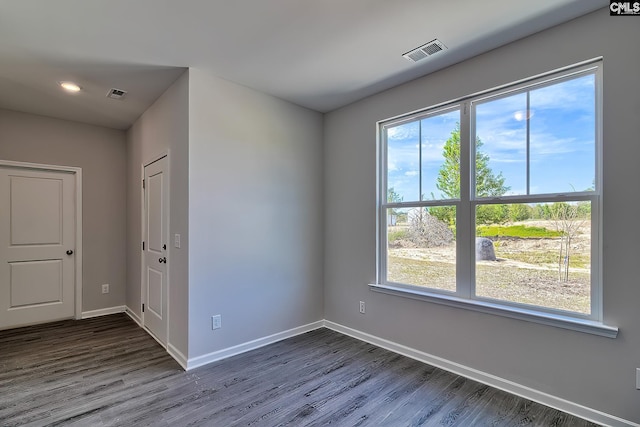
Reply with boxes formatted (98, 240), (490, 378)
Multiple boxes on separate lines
(372, 58), (618, 338)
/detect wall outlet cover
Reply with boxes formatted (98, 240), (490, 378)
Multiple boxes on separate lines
(212, 314), (222, 330)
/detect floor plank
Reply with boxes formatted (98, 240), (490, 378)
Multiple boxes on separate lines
(0, 314), (598, 426)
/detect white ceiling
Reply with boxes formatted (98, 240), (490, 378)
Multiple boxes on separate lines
(0, 0), (606, 130)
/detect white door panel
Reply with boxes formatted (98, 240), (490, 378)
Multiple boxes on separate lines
(143, 156), (168, 345)
(0, 167), (76, 329)
(147, 173), (163, 252)
(10, 176), (63, 245)
(147, 268), (163, 317)
(10, 260), (62, 307)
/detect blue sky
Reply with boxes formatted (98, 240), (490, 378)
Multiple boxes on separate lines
(386, 74), (596, 202)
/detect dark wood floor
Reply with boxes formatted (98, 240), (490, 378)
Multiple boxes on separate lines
(0, 314), (597, 426)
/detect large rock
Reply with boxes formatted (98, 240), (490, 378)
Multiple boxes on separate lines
(476, 237), (496, 261)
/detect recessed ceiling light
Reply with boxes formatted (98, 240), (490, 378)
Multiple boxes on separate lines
(59, 81), (81, 93)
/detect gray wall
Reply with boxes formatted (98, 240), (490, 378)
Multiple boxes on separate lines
(188, 69), (324, 358)
(126, 71), (189, 356)
(324, 9), (640, 422)
(0, 109), (127, 312)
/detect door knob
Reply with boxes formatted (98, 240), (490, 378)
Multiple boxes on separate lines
(159, 257), (167, 263)
(66, 250), (74, 255)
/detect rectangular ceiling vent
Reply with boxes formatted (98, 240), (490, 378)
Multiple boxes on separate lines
(107, 88), (127, 100)
(402, 39), (447, 63)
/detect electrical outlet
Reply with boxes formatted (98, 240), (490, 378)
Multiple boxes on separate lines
(101, 284), (109, 294)
(174, 233), (181, 249)
(212, 315), (222, 330)
(636, 368), (640, 390)
(359, 301), (365, 314)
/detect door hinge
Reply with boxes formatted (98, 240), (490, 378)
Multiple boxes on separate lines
(142, 179), (145, 189)
(142, 303), (145, 313)
(142, 241), (145, 250)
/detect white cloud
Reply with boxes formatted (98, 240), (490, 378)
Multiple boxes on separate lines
(387, 123), (419, 141)
(490, 157), (525, 164)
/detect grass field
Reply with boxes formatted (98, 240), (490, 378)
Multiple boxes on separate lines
(477, 224), (562, 238)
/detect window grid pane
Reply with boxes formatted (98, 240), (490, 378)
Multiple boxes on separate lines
(474, 201), (591, 314)
(385, 109), (460, 204)
(386, 207), (456, 293)
(473, 73), (596, 198)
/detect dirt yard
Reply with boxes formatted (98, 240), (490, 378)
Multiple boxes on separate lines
(387, 220), (591, 314)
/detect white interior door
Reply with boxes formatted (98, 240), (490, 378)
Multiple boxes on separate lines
(143, 156), (168, 345)
(0, 166), (76, 329)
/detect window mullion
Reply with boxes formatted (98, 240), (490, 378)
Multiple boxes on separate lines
(526, 91), (531, 195)
(457, 103), (472, 298)
(589, 195), (602, 321)
(418, 119), (423, 201)
(591, 65), (604, 321)
(378, 126), (388, 285)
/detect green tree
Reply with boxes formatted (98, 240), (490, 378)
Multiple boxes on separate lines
(436, 123), (509, 199)
(387, 187), (403, 225)
(508, 203), (531, 222)
(576, 201), (591, 218)
(477, 204), (509, 225)
(534, 203), (552, 220)
(432, 124), (510, 225)
(428, 205), (456, 227)
(428, 191), (456, 227)
(387, 187), (403, 204)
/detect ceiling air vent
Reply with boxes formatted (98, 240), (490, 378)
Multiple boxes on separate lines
(107, 88), (127, 100)
(402, 39), (447, 63)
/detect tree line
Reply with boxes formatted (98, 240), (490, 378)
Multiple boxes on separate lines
(388, 124), (591, 226)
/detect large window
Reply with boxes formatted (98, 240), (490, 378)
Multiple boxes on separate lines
(377, 60), (611, 332)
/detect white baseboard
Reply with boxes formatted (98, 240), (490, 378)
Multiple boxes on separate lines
(124, 306), (188, 370)
(81, 306), (126, 319)
(168, 344), (188, 370)
(323, 320), (638, 427)
(186, 320), (324, 370)
(124, 306), (142, 326)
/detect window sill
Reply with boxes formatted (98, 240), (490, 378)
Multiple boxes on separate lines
(369, 283), (618, 338)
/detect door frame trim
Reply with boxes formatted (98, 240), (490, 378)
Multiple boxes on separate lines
(0, 159), (83, 319)
(140, 150), (170, 347)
